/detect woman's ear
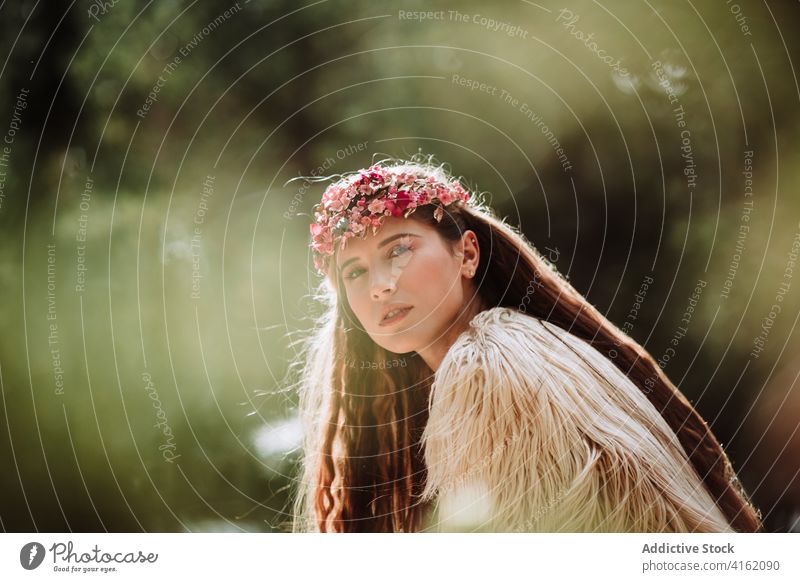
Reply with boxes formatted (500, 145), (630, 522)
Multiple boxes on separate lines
(460, 230), (480, 278)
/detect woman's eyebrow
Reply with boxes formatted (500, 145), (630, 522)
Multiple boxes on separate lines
(338, 232), (420, 274)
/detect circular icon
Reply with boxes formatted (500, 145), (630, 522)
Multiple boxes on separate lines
(20, 542), (46, 570)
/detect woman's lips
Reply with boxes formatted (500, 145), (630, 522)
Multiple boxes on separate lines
(379, 307), (413, 327)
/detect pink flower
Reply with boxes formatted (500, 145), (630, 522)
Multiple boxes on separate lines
(395, 190), (414, 212)
(349, 219), (365, 235)
(310, 222), (331, 243)
(325, 198), (344, 212)
(439, 192), (453, 205)
(384, 199), (399, 216)
(367, 198), (385, 214)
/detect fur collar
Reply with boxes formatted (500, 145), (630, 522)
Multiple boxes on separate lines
(419, 306), (733, 532)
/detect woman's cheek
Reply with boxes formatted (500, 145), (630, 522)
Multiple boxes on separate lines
(346, 288), (369, 324)
(402, 253), (436, 289)
(413, 258), (453, 308)
(389, 249), (414, 283)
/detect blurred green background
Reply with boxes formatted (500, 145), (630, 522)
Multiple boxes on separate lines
(1, 0), (799, 532)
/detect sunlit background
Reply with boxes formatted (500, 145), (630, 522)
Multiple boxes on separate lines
(1, 0), (799, 532)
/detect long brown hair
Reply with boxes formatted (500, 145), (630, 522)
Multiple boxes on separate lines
(292, 157), (763, 533)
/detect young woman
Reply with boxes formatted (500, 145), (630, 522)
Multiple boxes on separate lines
(291, 154), (763, 533)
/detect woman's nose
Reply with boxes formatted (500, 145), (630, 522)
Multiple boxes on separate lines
(370, 267), (397, 299)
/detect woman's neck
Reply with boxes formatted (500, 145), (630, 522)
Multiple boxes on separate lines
(417, 296), (488, 372)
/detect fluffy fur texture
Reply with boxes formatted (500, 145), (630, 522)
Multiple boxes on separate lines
(420, 307), (734, 532)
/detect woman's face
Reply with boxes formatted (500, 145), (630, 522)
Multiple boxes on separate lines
(334, 216), (480, 356)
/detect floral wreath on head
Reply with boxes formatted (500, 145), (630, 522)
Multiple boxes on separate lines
(309, 163), (472, 275)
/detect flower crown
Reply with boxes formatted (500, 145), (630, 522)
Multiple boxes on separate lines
(309, 164), (472, 274)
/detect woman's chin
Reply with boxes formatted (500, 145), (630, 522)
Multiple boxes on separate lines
(381, 342), (411, 355)
(373, 335), (417, 355)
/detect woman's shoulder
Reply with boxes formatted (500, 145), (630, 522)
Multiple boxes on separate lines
(457, 305), (545, 343)
(433, 304), (604, 407)
(433, 304), (650, 431)
(424, 305), (735, 532)
(440, 305), (581, 371)
(438, 305), (637, 411)
(466, 305), (566, 340)
(470, 305), (534, 327)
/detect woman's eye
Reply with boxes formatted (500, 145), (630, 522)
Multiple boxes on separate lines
(389, 244), (410, 258)
(344, 267), (364, 281)
(344, 244), (410, 281)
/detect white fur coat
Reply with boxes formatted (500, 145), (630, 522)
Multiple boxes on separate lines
(419, 306), (734, 532)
